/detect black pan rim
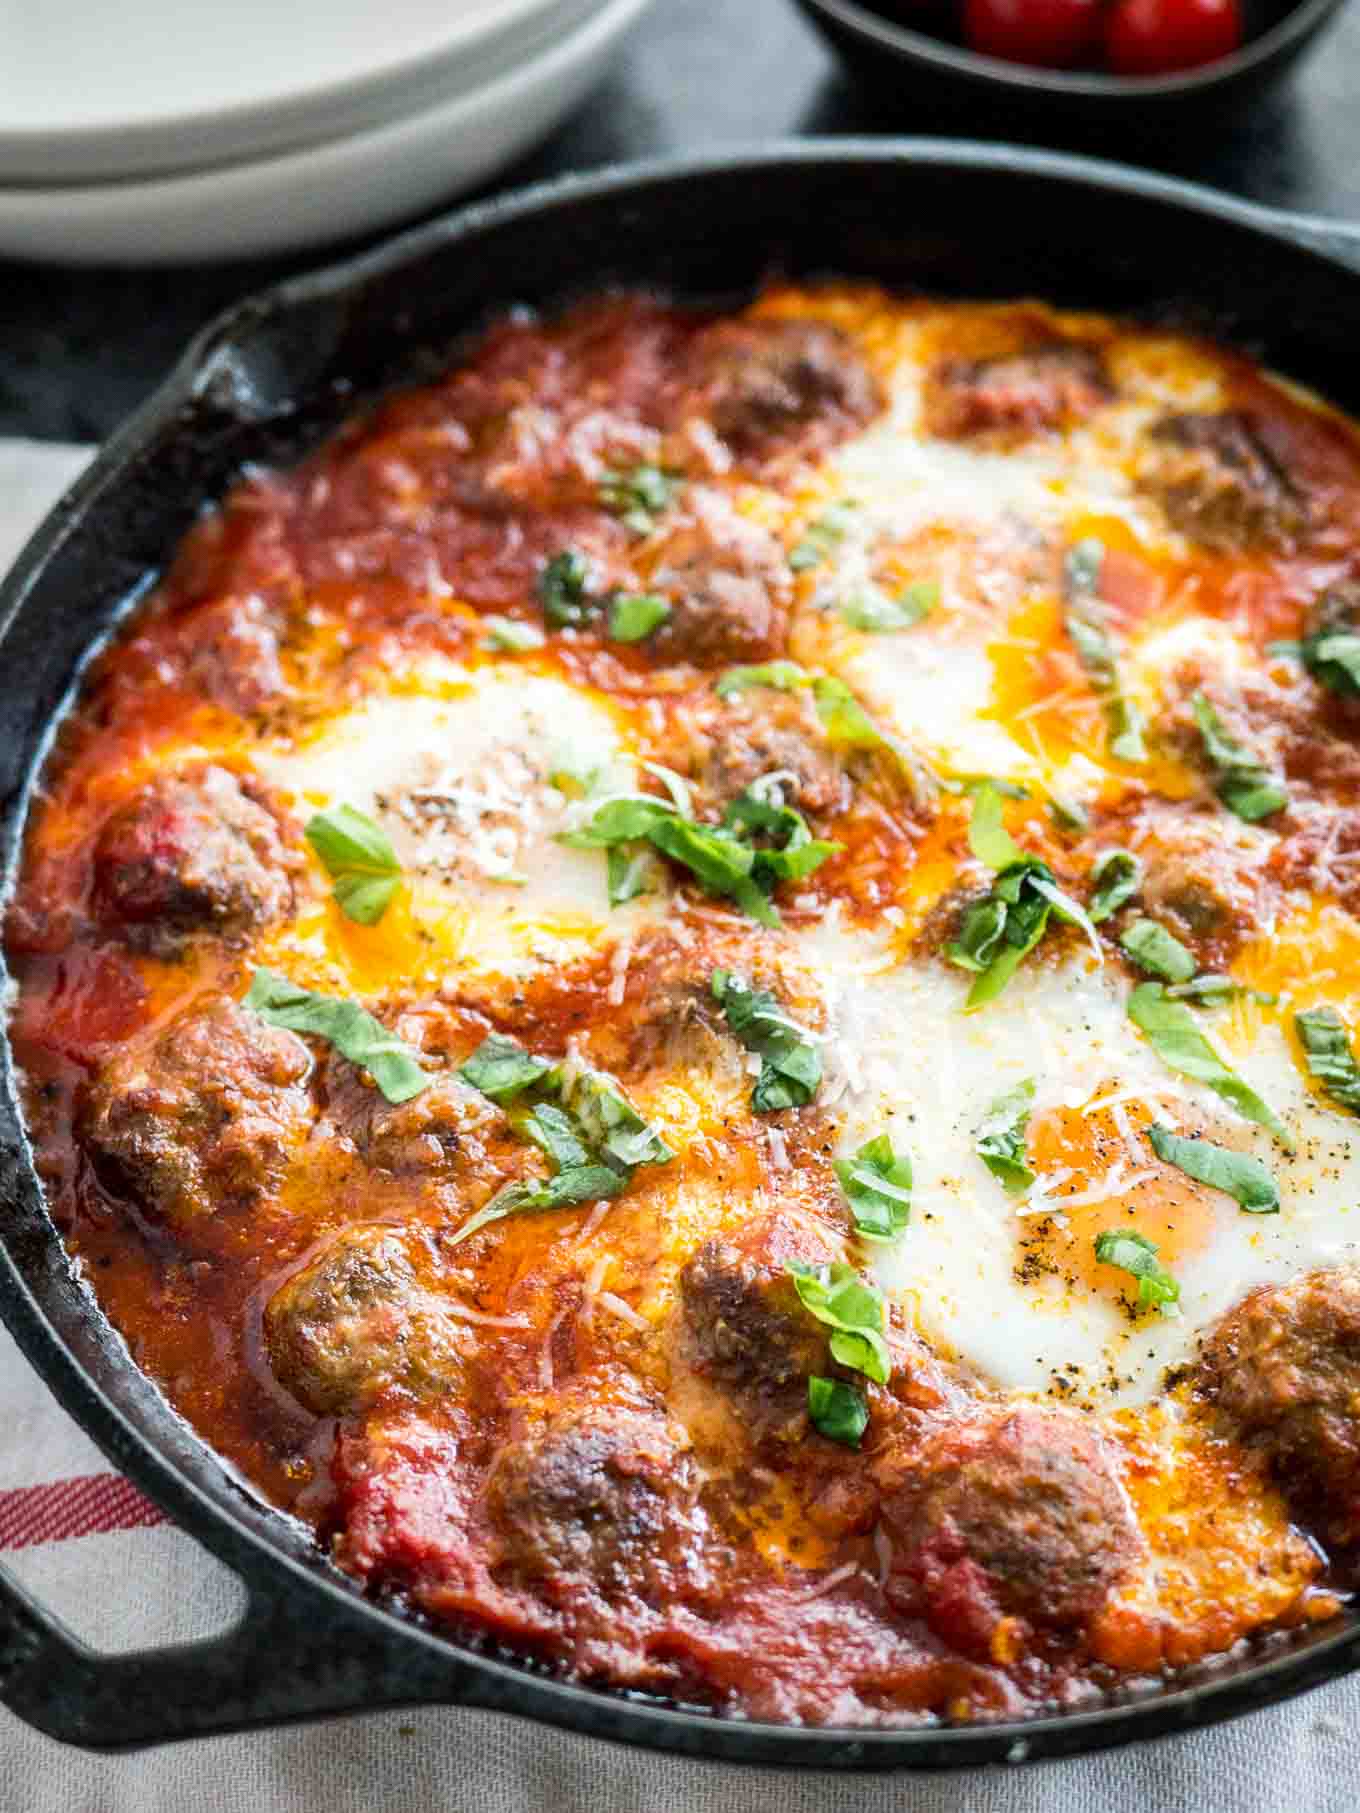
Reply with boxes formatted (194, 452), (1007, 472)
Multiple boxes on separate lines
(4, 137), (1360, 1765)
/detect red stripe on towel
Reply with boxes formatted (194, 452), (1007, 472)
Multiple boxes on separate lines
(0, 1473), (165, 1550)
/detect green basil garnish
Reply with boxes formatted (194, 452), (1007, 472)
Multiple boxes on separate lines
(537, 549), (596, 627)
(245, 969), (427, 1104)
(789, 503), (855, 572)
(597, 463), (681, 535)
(834, 1134), (913, 1241)
(483, 615), (546, 653)
(711, 969), (821, 1113)
(562, 782), (839, 927)
(712, 660), (890, 754)
(976, 1079), (1037, 1196)
(1303, 629), (1360, 696)
(459, 1033), (557, 1103)
(1128, 982), (1293, 1149)
(1088, 849), (1141, 923)
(304, 804), (402, 927)
(1166, 975), (1277, 1007)
(807, 1375), (869, 1447)
(1094, 1229), (1180, 1315)
(1119, 918), (1197, 983)
(606, 843), (660, 906)
(787, 1261), (891, 1385)
(1190, 692), (1287, 822)
(1063, 538), (1146, 764)
(716, 659), (812, 698)
(607, 592), (671, 643)
(948, 785), (1100, 1010)
(1146, 1123), (1278, 1213)
(1295, 1006), (1360, 1115)
(451, 1165), (628, 1249)
(840, 582), (937, 632)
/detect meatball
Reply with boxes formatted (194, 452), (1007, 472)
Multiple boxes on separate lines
(181, 597), (285, 716)
(879, 1407), (1140, 1654)
(679, 686), (849, 821)
(1197, 1268), (1360, 1544)
(1142, 411), (1308, 553)
(92, 763), (294, 956)
(486, 1400), (702, 1600)
(319, 1057), (509, 1178)
(651, 490), (792, 667)
(677, 317), (880, 462)
(928, 343), (1111, 440)
(678, 1215), (840, 1441)
(1132, 801), (1271, 963)
(80, 994), (313, 1224)
(264, 1224), (464, 1417)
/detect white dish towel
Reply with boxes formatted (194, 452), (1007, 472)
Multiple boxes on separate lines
(0, 437), (1356, 1813)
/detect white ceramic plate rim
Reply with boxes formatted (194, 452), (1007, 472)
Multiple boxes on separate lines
(0, 0), (652, 264)
(0, 0), (595, 184)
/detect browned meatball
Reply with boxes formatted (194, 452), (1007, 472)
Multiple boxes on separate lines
(1132, 801), (1271, 963)
(651, 492), (791, 667)
(677, 1215), (840, 1442)
(318, 1056), (509, 1178)
(879, 1407), (1140, 1654)
(928, 343), (1111, 440)
(674, 686), (849, 822)
(181, 597), (285, 716)
(93, 763), (294, 956)
(1142, 411), (1308, 553)
(676, 318), (880, 462)
(486, 1399), (702, 1600)
(264, 1224), (465, 1417)
(80, 995), (313, 1224)
(1197, 1268), (1360, 1544)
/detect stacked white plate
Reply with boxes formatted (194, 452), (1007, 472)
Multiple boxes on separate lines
(0, 0), (652, 264)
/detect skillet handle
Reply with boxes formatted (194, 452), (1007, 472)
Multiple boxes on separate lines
(0, 1552), (477, 1749)
(1269, 211), (1360, 275)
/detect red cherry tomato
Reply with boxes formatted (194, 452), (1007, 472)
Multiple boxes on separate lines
(962, 0), (1104, 67)
(1104, 0), (1243, 73)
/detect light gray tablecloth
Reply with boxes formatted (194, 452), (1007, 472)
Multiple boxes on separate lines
(0, 439), (1353, 1812)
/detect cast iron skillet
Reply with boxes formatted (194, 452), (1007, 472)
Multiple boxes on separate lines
(4, 141), (1360, 1768)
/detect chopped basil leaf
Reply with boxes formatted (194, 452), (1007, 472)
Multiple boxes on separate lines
(721, 788), (843, 887)
(458, 1033), (557, 1104)
(789, 503), (855, 572)
(638, 760), (694, 814)
(715, 659), (811, 698)
(840, 581), (938, 632)
(1190, 692), (1287, 822)
(711, 969), (821, 1113)
(787, 1260), (891, 1385)
(810, 675), (887, 750)
(1119, 918), (1197, 983)
(1063, 538), (1147, 763)
(1146, 1123), (1278, 1213)
(1266, 639), (1303, 661)
(1128, 982), (1294, 1149)
(538, 549), (596, 627)
(304, 804), (401, 927)
(449, 1164), (628, 1248)
(1088, 849), (1141, 923)
(834, 1135), (912, 1241)
(597, 463), (681, 535)
(563, 1068), (674, 1170)
(1094, 1229), (1180, 1315)
(1295, 1006), (1360, 1115)
(607, 592), (671, 643)
(1304, 630), (1360, 697)
(948, 790), (1100, 1010)
(967, 781), (1025, 871)
(483, 615), (546, 653)
(976, 1079), (1036, 1196)
(245, 969), (427, 1104)
(807, 1376), (869, 1447)
(1166, 974), (1277, 1007)
(606, 843), (659, 906)
(521, 1101), (592, 1171)
(1048, 792), (1090, 834)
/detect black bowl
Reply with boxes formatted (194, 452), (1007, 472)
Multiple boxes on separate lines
(793, 0), (1351, 126)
